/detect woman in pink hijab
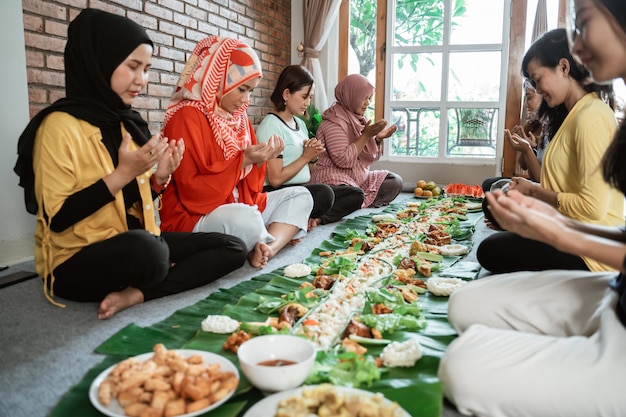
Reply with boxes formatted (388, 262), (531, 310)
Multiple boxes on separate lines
(309, 74), (402, 208)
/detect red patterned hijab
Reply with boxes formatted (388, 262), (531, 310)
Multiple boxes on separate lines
(164, 36), (262, 160)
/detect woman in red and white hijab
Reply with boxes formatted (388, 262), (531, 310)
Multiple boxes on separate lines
(310, 74), (403, 208)
(160, 36), (313, 269)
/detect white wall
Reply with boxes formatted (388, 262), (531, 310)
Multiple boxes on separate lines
(0, 0), (35, 242)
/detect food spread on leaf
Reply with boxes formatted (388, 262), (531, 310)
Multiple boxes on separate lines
(199, 196), (480, 390)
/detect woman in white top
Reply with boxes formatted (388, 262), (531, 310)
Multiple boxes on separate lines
(257, 65), (364, 230)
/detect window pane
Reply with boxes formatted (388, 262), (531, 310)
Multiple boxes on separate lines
(450, 0), (504, 45)
(393, 0), (445, 46)
(390, 107), (440, 157)
(448, 52), (501, 101)
(349, 0), (377, 79)
(446, 108), (498, 158)
(392, 53), (442, 101)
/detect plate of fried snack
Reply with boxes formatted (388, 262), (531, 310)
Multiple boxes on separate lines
(243, 383), (410, 417)
(89, 343), (239, 417)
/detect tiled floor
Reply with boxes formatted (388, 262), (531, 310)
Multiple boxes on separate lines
(0, 235), (34, 266)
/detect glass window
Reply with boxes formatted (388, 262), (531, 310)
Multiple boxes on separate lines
(450, 0), (504, 45)
(448, 52), (501, 102)
(391, 53), (442, 101)
(392, 0), (445, 47)
(384, 0), (510, 160)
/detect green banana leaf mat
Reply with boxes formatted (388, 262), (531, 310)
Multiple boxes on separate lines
(50, 198), (483, 417)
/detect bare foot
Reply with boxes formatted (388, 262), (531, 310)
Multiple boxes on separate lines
(248, 242), (271, 268)
(307, 218), (321, 232)
(98, 287), (144, 320)
(289, 238), (302, 246)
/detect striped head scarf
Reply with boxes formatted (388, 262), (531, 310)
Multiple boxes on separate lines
(164, 36), (262, 161)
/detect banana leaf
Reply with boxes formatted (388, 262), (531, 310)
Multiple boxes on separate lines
(51, 197), (483, 417)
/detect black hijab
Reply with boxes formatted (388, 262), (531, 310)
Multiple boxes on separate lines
(14, 8), (154, 214)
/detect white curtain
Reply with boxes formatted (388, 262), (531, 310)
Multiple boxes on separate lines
(532, 0), (548, 42)
(300, 0), (343, 111)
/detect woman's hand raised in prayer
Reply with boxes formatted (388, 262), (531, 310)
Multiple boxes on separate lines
(242, 134), (285, 168)
(362, 119), (388, 139)
(507, 176), (537, 196)
(104, 133), (169, 195)
(486, 189), (570, 247)
(505, 128), (534, 153)
(303, 138), (325, 162)
(377, 124), (398, 140)
(154, 136), (184, 186)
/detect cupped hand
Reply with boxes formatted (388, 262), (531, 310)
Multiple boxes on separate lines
(486, 189), (567, 243)
(508, 176), (535, 195)
(378, 124), (398, 140)
(117, 133), (168, 182)
(154, 137), (185, 183)
(505, 129), (533, 152)
(362, 119), (388, 138)
(266, 134), (285, 159)
(243, 135), (285, 167)
(512, 124), (538, 148)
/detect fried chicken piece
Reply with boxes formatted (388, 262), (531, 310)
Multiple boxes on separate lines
(312, 274), (335, 290)
(222, 330), (251, 353)
(371, 303), (393, 314)
(342, 319), (373, 339)
(398, 257), (417, 270)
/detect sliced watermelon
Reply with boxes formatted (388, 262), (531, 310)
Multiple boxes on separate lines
(444, 183), (484, 198)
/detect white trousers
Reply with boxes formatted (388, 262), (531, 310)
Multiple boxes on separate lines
(193, 186), (313, 252)
(438, 270), (626, 417)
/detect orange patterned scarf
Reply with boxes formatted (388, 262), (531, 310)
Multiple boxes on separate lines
(164, 36), (262, 161)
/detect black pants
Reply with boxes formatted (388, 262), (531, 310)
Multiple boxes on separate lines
(370, 172), (403, 208)
(51, 230), (247, 302)
(264, 183), (364, 225)
(477, 231), (589, 273)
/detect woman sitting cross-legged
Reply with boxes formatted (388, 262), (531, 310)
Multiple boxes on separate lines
(159, 36), (313, 269)
(439, 5), (626, 415)
(309, 74), (403, 209)
(13, 9), (247, 320)
(256, 65), (364, 231)
(477, 28), (623, 274)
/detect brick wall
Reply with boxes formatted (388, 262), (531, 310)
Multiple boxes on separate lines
(22, 0), (292, 132)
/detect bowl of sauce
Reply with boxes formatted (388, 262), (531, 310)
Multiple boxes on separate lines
(237, 334), (316, 393)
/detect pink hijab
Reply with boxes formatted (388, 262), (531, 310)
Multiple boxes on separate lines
(163, 36), (262, 161)
(323, 74), (378, 155)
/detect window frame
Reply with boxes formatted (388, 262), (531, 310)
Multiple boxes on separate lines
(338, 0), (534, 175)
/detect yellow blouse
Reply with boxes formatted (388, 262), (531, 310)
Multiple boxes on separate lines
(541, 93), (623, 271)
(33, 112), (159, 306)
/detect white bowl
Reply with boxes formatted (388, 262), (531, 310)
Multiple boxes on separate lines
(237, 334), (316, 393)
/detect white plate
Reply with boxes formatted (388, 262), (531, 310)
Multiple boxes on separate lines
(243, 385), (411, 417)
(89, 349), (239, 417)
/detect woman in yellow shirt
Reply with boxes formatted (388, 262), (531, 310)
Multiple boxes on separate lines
(14, 9), (247, 319)
(477, 28), (622, 273)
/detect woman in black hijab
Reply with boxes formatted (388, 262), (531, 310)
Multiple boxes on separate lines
(14, 8), (247, 319)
